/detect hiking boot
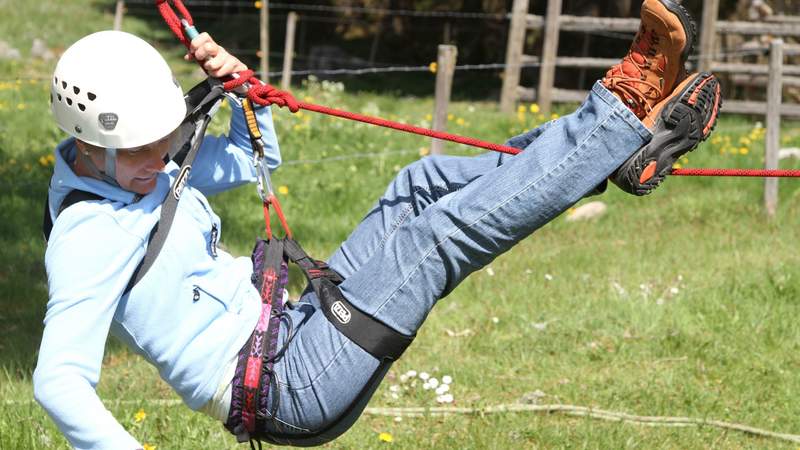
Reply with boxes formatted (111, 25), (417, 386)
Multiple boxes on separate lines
(602, 0), (697, 122)
(610, 72), (722, 196)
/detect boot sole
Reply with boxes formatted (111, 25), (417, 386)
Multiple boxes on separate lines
(611, 72), (722, 196)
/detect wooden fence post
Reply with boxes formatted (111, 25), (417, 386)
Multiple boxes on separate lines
(537, 0), (563, 116)
(260, 0), (269, 81)
(113, 1), (125, 31)
(765, 39), (784, 217)
(500, 0), (529, 113)
(432, 45), (458, 155)
(698, 0), (720, 73)
(281, 12), (298, 91)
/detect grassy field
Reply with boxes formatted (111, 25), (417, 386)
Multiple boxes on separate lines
(3, 1), (800, 449)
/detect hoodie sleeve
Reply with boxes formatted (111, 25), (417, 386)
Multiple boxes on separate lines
(187, 100), (281, 196)
(34, 205), (147, 450)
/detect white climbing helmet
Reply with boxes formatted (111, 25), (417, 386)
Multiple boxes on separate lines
(50, 30), (186, 149)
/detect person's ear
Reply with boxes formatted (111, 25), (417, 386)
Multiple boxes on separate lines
(75, 139), (90, 156)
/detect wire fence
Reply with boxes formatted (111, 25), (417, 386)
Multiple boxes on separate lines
(1, 43), (791, 83)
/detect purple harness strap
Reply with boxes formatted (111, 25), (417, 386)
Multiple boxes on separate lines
(225, 239), (288, 443)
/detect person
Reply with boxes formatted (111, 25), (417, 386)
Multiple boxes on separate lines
(34, 0), (721, 448)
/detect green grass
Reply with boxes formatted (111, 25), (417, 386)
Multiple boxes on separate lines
(3, 1), (800, 449)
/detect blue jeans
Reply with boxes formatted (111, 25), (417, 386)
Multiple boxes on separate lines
(264, 82), (651, 444)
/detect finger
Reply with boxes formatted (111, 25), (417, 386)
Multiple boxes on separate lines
(233, 61), (248, 73)
(189, 32), (212, 54)
(212, 59), (239, 78)
(203, 57), (223, 73)
(194, 42), (211, 62)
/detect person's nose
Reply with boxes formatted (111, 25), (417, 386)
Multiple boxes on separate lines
(145, 147), (167, 172)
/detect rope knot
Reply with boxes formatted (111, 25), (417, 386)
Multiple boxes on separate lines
(248, 83), (300, 113)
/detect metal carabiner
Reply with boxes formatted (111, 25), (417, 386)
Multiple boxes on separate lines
(253, 145), (273, 204)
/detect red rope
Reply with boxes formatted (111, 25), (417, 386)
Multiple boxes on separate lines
(673, 168), (800, 177)
(154, 0), (800, 178)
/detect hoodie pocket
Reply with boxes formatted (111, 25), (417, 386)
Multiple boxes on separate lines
(191, 277), (244, 313)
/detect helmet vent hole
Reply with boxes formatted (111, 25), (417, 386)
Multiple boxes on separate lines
(87, 92), (96, 101)
(49, 93), (53, 104)
(57, 94), (62, 102)
(62, 81), (67, 89)
(78, 103), (86, 111)
(66, 98), (73, 106)
(73, 86), (80, 95)
(75, 125), (82, 133)
(53, 77), (58, 86)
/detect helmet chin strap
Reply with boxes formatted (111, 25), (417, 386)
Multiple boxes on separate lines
(105, 147), (117, 180)
(76, 146), (120, 187)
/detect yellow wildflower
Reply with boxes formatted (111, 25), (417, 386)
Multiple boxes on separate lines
(17, 103), (26, 110)
(419, 147), (430, 156)
(529, 103), (540, 114)
(47, 154), (55, 164)
(447, 113), (454, 121)
(293, 124), (303, 132)
(134, 408), (146, 423)
(278, 185), (289, 195)
(254, 1), (262, 9)
(672, 163), (682, 169)
(304, 96), (314, 103)
(739, 137), (751, 146)
(378, 432), (394, 443)
(143, 444), (156, 450)
(424, 114), (432, 121)
(551, 113), (560, 120)
(517, 105), (526, 114)
(456, 118), (465, 126)
(429, 62), (438, 74)
(739, 147), (749, 155)
(38, 156), (49, 167)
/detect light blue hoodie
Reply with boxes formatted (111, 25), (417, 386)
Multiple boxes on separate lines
(34, 101), (280, 450)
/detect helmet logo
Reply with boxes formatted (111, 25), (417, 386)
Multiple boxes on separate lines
(98, 113), (119, 130)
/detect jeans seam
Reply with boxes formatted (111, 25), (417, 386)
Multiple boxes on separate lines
(378, 201), (415, 249)
(370, 112), (617, 318)
(377, 183), (463, 250)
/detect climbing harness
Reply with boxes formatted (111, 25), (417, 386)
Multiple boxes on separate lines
(152, 3), (419, 445)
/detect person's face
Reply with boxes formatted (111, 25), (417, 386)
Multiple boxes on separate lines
(114, 134), (172, 195)
(76, 133), (172, 195)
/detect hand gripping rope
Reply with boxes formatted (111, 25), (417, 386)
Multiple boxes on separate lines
(155, 0), (800, 189)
